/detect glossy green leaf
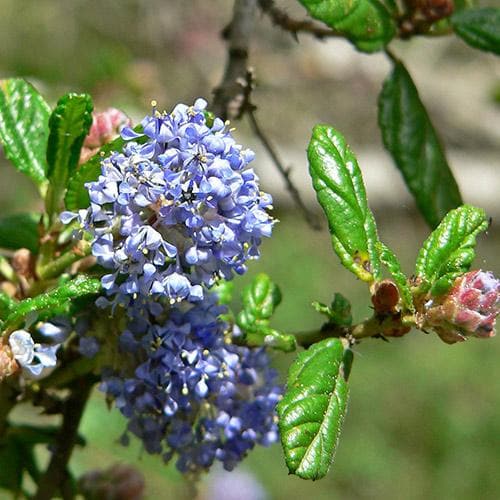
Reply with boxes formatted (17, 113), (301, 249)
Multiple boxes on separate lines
(308, 125), (382, 282)
(298, 0), (396, 52)
(236, 274), (296, 352)
(0, 212), (40, 253)
(377, 242), (413, 311)
(379, 62), (462, 228)
(452, 8), (500, 55)
(312, 292), (352, 326)
(3, 275), (101, 332)
(0, 293), (16, 321)
(0, 78), (50, 188)
(45, 93), (93, 219)
(64, 125), (144, 211)
(415, 205), (488, 296)
(277, 338), (350, 480)
(239, 273), (282, 321)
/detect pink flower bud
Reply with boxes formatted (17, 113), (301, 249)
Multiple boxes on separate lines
(0, 342), (19, 381)
(79, 108), (131, 164)
(424, 270), (500, 344)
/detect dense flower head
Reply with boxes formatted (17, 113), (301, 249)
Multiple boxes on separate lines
(99, 293), (281, 473)
(63, 99), (274, 311)
(424, 270), (500, 344)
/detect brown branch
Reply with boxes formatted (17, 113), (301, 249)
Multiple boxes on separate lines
(212, 2), (321, 229)
(212, 0), (258, 120)
(34, 377), (93, 500)
(257, 0), (343, 40)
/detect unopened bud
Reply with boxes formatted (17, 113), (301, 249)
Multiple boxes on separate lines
(0, 341), (19, 381)
(371, 280), (400, 315)
(12, 248), (33, 278)
(423, 270), (500, 344)
(78, 463), (145, 500)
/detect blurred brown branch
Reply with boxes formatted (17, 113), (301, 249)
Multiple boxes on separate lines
(212, 2), (321, 230)
(257, 0), (343, 40)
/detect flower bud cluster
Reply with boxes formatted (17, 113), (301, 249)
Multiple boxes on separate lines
(423, 270), (500, 344)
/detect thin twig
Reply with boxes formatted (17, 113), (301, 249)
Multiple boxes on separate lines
(257, 0), (343, 40)
(34, 377), (93, 500)
(236, 69), (321, 229)
(246, 109), (322, 230)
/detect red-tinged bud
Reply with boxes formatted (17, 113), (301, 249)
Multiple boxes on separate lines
(79, 108), (131, 164)
(423, 270), (500, 344)
(371, 280), (400, 315)
(0, 341), (19, 381)
(78, 463), (145, 500)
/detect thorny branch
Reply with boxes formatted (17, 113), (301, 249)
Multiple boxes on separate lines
(257, 0), (343, 40)
(213, 1), (322, 229)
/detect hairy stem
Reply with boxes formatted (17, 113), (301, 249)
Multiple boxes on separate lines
(34, 377), (93, 500)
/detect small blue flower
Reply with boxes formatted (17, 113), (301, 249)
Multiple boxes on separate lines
(8, 330), (60, 379)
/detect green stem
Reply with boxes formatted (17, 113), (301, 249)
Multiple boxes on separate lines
(294, 313), (416, 348)
(37, 241), (91, 280)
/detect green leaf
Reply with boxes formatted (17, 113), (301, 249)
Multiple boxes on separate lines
(378, 62), (462, 228)
(0, 212), (40, 253)
(211, 280), (234, 305)
(377, 242), (413, 311)
(277, 338), (350, 480)
(236, 274), (296, 352)
(0, 78), (50, 188)
(308, 125), (382, 282)
(415, 204), (488, 296)
(312, 292), (352, 326)
(64, 125), (144, 211)
(0, 433), (24, 493)
(298, 0), (396, 52)
(3, 275), (101, 332)
(451, 8), (500, 56)
(0, 293), (16, 321)
(239, 273), (282, 322)
(45, 93), (93, 220)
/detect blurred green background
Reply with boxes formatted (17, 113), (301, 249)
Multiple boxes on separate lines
(1, 1), (499, 499)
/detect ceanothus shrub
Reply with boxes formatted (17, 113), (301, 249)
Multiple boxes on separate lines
(0, 0), (499, 497)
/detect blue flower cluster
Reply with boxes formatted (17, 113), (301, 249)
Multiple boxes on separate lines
(100, 294), (281, 473)
(62, 99), (274, 310)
